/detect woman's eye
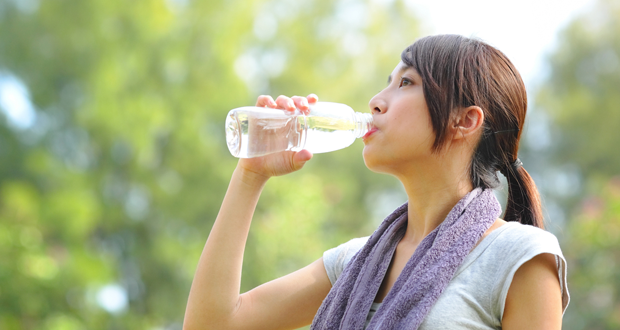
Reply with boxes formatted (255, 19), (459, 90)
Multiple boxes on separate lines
(399, 78), (412, 87)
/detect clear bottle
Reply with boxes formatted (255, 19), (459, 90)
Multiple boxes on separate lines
(225, 102), (373, 158)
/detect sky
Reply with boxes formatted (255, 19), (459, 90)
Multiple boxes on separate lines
(404, 0), (596, 87)
(0, 73), (36, 130)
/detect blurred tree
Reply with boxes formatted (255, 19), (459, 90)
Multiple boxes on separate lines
(536, 0), (620, 187)
(535, 0), (620, 328)
(562, 177), (620, 329)
(0, 0), (419, 328)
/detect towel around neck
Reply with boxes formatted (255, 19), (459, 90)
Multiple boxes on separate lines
(311, 188), (502, 330)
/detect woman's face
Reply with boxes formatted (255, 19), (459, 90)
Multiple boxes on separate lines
(362, 62), (436, 174)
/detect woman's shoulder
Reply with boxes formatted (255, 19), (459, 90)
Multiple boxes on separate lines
(472, 221), (570, 315)
(323, 236), (369, 285)
(465, 221), (566, 281)
(485, 221), (564, 258)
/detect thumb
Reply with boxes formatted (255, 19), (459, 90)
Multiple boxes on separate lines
(291, 149), (313, 170)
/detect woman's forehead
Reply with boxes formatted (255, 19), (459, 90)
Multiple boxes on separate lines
(391, 61), (408, 74)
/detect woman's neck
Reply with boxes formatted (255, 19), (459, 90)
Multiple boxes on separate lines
(396, 157), (474, 245)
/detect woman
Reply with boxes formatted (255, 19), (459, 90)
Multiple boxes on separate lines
(183, 35), (569, 329)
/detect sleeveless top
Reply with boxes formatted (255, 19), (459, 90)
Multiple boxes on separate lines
(322, 222), (569, 329)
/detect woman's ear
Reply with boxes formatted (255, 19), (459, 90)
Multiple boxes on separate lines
(451, 106), (484, 141)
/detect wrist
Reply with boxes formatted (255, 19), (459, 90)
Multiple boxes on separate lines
(233, 165), (270, 188)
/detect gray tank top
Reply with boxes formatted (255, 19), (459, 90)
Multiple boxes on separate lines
(322, 222), (569, 329)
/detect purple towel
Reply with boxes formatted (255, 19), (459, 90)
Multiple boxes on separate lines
(311, 188), (501, 330)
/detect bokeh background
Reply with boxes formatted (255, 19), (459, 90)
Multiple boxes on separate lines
(0, 0), (619, 329)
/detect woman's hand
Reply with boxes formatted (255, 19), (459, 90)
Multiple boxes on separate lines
(185, 164), (333, 330)
(237, 94), (318, 179)
(183, 93), (328, 330)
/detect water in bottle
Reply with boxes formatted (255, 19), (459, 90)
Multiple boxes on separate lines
(225, 102), (373, 158)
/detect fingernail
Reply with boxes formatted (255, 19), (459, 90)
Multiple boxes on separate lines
(288, 100), (295, 109)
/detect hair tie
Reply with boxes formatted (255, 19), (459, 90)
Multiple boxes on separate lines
(499, 158), (523, 176)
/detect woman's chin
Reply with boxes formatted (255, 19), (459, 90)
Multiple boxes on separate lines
(362, 147), (385, 173)
(363, 147), (405, 176)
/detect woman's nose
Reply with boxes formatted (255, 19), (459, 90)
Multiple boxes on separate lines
(368, 93), (387, 114)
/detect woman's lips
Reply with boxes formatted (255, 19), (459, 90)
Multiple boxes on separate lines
(363, 127), (378, 140)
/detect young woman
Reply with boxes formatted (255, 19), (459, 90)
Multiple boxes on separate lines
(183, 35), (569, 330)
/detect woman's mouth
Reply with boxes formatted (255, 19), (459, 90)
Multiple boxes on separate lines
(363, 127), (378, 140)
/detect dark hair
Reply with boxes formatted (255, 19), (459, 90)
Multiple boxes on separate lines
(401, 34), (544, 228)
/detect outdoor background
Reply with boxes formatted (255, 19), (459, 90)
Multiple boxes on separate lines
(0, 0), (619, 329)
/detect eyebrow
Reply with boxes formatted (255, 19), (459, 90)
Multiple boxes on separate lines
(387, 67), (409, 86)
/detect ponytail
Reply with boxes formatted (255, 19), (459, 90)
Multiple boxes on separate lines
(500, 160), (544, 228)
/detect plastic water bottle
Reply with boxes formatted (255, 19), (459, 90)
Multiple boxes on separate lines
(225, 102), (373, 158)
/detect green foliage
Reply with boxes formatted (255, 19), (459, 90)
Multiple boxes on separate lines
(536, 0), (620, 328)
(0, 0), (418, 328)
(563, 178), (620, 329)
(536, 0), (620, 183)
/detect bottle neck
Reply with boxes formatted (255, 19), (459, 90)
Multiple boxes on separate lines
(353, 112), (373, 138)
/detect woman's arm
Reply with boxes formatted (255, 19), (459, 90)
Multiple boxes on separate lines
(183, 95), (333, 330)
(502, 253), (563, 330)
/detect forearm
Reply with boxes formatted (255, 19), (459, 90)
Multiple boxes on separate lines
(184, 165), (269, 329)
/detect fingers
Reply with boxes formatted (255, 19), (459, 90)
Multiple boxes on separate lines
(255, 94), (318, 114)
(292, 94), (318, 115)
(291, 96), (310, 114)
(275, 95), (296, 112)
(307, 94), (318, 104)
(256, 95), (277, 108)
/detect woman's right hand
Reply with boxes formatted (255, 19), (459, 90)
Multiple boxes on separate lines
(237, 94), (317, 180)
(185, 94), (330, 330)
